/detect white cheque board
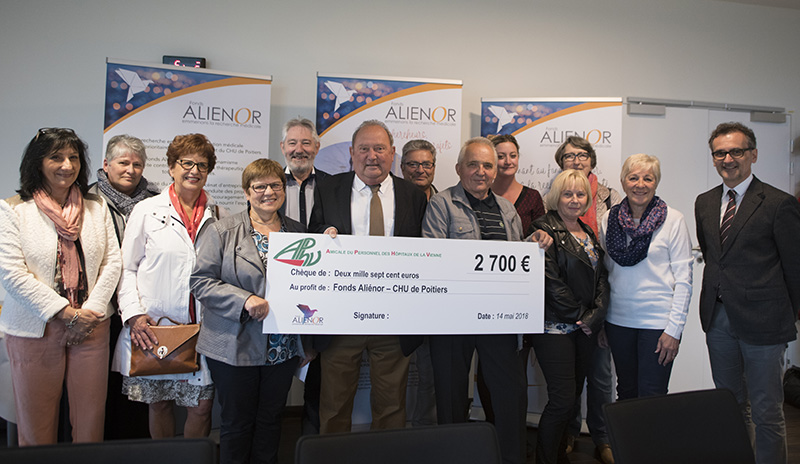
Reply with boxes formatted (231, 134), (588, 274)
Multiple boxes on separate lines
(263, 233), (544, 335)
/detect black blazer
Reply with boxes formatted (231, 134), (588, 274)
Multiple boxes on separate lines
(695, 176), (800, 345)
(309, 171), (426, 237)
(308, 171), (428, 355)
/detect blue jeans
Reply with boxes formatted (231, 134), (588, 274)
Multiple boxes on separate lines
(706, 302), (787, 464)
(567, 343), (612, 446)
(605, 322), (673, 399)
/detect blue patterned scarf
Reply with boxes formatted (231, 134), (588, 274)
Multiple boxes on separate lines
(606, 196), (667, 266)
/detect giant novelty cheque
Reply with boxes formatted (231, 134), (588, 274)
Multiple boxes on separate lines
(263, 233), (545, 335)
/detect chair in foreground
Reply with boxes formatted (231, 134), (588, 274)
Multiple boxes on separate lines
(603, 388), (754, 464)
(295, 422), (502, 464)
(0, 437), (217, 464)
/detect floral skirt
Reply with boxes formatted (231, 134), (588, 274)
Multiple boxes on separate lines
(122, 377), (215, 408)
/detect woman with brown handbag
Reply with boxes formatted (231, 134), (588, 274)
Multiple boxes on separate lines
(112, 133), (221, 438)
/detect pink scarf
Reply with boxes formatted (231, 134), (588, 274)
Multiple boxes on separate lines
(579, 173), (599, 236)
(33, 186), (84, 307)
(168, 184), (207, 323)
(168, 184), (207, 243)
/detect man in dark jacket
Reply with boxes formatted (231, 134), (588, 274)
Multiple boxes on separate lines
(309, 120), (427, 434)
(695, 122), (800, 464)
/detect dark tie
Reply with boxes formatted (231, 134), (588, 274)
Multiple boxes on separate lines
(369, 185), (384, 236)
(720, 189), (736, 245)
(298, 178), (309, 227)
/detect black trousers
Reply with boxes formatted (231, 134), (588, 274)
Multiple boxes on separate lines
(207, 357), (299, 464)
(429, 334), (527, 464)
(530, 331), (596, 464)
(301, 355), (321, 435)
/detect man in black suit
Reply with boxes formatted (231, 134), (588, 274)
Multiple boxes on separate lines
(695, 122), (800, 464)
(278, 117), (329, 436)
(279, 117), (329, 227)
(309, 120), (427, 434)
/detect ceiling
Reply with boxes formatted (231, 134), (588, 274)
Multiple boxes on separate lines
(715, 0), (800, 10)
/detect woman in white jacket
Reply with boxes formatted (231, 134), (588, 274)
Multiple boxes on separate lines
(0, 128), (121, 445)
(112, 134), (220, 438)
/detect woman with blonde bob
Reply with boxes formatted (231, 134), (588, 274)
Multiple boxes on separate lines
(599, 154), (692, 400)
(554, 136), (619, 462)
(530, 169), (609, 464)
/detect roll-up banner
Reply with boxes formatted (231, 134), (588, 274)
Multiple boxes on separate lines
(103, 58), (272, 211)
(478, 97), (622, 422)
(315, 73), (462, 189)
(480, 98), (623, 195)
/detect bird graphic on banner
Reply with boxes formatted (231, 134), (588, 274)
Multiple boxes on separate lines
(488, 105), (518, 133)
(115, 68), (154, 102)
(325, 81), (356, 112)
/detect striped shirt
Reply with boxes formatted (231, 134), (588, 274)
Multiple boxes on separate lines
(465, 190), (508, 241)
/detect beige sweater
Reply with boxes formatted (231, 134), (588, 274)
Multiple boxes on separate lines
(0, 194), (121, 338)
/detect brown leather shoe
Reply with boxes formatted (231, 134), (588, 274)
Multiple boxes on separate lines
(596, 444), (615, 464)
(565, 434), (575, 454)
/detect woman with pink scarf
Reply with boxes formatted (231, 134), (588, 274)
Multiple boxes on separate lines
(0, 128), (121, 445)
(112, 134), (220, 439)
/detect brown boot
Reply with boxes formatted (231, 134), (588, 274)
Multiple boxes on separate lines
(565, 434), (576, 454)
(596, 444), (614, 464)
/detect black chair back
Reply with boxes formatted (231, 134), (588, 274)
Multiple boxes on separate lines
(295, 422), (502, 464)
(0, 437), (217, 464)
(603, 389), (754, 464)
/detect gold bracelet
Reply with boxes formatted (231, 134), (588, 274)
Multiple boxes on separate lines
(66, 310), (81, 329)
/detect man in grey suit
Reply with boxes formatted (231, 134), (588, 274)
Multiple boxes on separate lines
(695, 122), (800, 464)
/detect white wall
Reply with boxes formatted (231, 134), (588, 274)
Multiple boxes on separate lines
(1, 0), (799, 371)
(1, 0), (798, 196)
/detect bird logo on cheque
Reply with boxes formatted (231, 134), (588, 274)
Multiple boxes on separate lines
(294, 304), (323, 326)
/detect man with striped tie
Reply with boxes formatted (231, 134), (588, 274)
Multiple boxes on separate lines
(695, 122), (800, 464)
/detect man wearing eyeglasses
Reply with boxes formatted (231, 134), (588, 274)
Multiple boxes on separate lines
(400, 139), (438, 201)
(695, 122), (800, 464)
(309, 120), (427, 434)
(399, 139), (439, 428)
